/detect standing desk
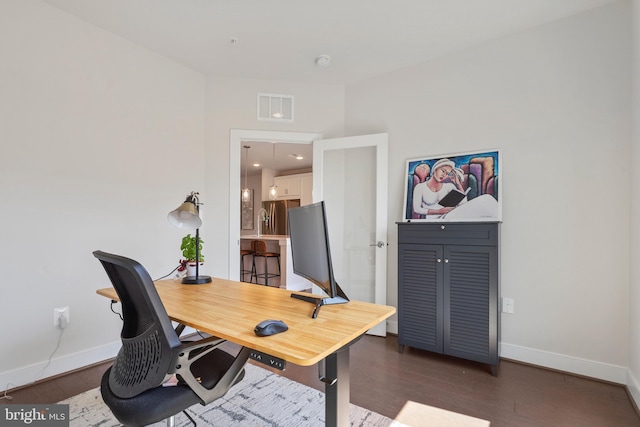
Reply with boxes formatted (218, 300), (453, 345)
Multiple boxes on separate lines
(97, 278), (395, 427)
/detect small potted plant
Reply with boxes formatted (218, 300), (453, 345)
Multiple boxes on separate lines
(180, 233), (204, 277)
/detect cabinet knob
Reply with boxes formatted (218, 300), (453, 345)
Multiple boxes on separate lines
(437, 258), (442, 263)
(441, 225), (445, 230)
(445, 259), (449, 263)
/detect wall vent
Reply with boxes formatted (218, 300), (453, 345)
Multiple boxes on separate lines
(257, 93), (294, 122)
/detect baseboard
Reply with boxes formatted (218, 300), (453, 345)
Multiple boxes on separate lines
(0, 341), (121, 393)
(4, 328), (636, 411)
(387, 322), (631, 387)
(628, 369), (640, 412)
(386, 319), (398, 335)
(500, 342), (627, 384)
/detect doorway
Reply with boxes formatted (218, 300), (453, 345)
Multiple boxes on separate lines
(228, 130), (323, 281)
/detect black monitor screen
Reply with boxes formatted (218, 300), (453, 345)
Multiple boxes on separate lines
(287, 201), (337, 298)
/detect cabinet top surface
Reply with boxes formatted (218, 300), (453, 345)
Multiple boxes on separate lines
(396, 221), (500, 225)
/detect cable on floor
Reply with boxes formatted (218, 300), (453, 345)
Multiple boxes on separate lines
(0, 325), (66, 401)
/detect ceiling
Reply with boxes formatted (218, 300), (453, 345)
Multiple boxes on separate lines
(40, 0), (616, 173)
(241, 141), (313, 176)
(41, 0), (615, 86)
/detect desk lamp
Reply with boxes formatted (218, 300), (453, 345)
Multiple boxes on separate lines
(168, 191), (212, 284)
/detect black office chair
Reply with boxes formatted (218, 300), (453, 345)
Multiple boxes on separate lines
(93, 250), (250, 427)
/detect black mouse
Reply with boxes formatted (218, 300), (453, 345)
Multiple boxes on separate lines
(254, 319), (288, 336)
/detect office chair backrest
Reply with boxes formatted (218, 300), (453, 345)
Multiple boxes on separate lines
(93, 250), (181, 399)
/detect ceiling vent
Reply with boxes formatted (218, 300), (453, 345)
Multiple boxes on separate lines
(257, 93), (294, 122)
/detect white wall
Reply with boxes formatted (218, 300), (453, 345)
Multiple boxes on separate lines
(0, 2), (346, 391)
(0, 0), (206, 389)
(345, 1), (633, 383)
(3, 0), (637, 401)
(629, 0), (640, 408)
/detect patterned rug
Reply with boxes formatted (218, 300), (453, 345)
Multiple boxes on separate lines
(60, 363), (406, 426)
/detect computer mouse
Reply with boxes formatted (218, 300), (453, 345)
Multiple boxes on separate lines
(254, 319), (288, 337)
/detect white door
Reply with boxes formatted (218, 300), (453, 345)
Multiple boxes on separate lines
(313, 133), (388, 336)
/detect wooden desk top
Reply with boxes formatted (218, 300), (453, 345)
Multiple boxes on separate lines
(97, 278), (395, 366)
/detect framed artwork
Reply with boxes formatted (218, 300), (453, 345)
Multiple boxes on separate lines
(403, 149), (501, 222)
(241, 190), (254, 230)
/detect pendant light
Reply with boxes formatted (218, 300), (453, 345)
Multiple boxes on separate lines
(269, 142), (278, 200)
(241, 146), (250, 204)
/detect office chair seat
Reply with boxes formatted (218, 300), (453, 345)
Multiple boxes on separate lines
(93, 250), (249, 427)
(100, 349), (245, 426)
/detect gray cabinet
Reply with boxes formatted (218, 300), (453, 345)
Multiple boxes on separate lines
(397, 222), (499, 375)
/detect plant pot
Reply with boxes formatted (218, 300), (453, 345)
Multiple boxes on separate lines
(186, 261), (204, 277)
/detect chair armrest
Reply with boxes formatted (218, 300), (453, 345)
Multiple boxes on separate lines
(172, 336), (250, 405)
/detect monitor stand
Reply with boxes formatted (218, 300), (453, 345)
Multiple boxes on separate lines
(290, 284), (349, 319)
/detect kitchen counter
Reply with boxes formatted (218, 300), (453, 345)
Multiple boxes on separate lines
(240, 235), (310, 292)
(241, 234), (290, 242)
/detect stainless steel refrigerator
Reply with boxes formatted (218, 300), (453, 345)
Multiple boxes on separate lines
(261, 199), (300, 235)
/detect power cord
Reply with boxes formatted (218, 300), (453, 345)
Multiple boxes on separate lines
(0, 320), (66, 401)
(2, 263), (181, 402)
(106, 263), (182, 323)
(154, 263), (183, 281)
(110, 300), (123, 321)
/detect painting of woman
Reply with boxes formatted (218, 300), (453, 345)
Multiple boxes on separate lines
(404, 150), (501, 222)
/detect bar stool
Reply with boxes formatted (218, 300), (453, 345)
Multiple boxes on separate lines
(240, 246), (254, 282)
(250, 240), (280, 287)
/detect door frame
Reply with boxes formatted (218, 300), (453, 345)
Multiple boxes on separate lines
(228, 129), (323, 280)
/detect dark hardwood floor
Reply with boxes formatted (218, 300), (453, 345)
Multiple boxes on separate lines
(2, 335), (639, 426)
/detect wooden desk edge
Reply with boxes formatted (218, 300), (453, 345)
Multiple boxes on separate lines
(96, 287), (396, 366)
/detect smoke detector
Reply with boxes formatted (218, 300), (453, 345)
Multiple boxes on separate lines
(315, 55), (331, 67)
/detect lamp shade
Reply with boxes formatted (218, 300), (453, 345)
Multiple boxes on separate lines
(168, 200), (202, 229)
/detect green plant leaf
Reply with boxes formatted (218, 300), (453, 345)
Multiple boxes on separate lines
(180, 233), (204, 261)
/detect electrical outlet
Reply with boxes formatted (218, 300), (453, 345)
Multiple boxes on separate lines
(502, 298), (514, 314)
(54, 306), (70, 328)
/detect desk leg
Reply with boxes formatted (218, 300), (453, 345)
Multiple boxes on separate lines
(325, 348), (350, 427)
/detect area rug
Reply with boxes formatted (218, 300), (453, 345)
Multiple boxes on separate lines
(60, 363), (407, 426)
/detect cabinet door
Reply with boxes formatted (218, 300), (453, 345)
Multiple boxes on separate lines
(284, 177), (300, 197)
(443, 245), (498, 365)
(398, 244), (443, 353)
(274, 176), (301, 199)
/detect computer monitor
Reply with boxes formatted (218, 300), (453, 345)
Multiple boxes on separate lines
(287, 201), (349, 318)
